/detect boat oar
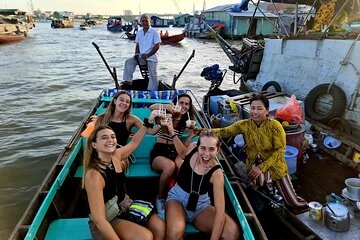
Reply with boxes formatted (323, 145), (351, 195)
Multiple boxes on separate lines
(92, 42), (120, 89)
(171, 49), (195, 89)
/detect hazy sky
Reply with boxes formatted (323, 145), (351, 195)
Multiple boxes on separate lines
(1, 0), (242, 15)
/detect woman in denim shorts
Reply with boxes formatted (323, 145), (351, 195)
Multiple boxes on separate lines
(165, 130), (240, 240)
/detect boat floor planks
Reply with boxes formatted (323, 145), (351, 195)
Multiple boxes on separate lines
(294, 155), (358, 204)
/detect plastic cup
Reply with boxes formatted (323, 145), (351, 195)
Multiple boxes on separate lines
(160, 118), (171, 134)
(186, 120), (196, 129)
(172, 105), (182, 120)
(154, 109), (164, 125)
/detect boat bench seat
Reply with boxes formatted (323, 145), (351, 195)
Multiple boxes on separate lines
(101, 96), (172, 104)
(45, 218), (92, 240)
(95, 108), (152, 120)
(45, 216), (198, 239)
(74, 160), (159, 178)
(76, 135), (159, 178)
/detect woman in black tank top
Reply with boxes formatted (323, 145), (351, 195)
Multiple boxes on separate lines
(95, 91), (143, 146)
(149, 93), (196, 214)
(165, 130), (241, 240)
(83, 124), (165, 239)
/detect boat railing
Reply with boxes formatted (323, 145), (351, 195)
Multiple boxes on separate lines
(24, 138), (84, 240)
(216, 156), (255, 240)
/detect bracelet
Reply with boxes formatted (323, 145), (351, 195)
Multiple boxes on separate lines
(143, 118), (154, 128)
(170, 134), (177, 139)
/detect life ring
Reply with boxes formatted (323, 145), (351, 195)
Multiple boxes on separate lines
(305, 83), (347, 123)
(261, 81), (282, 92)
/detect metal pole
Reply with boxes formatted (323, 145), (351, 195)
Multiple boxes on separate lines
(171, 50), (195, 89)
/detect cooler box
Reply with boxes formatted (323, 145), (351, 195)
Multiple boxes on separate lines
(209, 95), (229, 116)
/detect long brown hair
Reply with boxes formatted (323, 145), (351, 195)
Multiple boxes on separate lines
(95, 91), (132, 128)
(82, 125), (114, 188)
(172, 93), (195, 129)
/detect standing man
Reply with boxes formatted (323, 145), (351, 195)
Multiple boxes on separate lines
(123, 14), (161, 91)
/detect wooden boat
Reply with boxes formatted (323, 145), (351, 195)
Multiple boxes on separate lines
(125, 32), (186, 44)
(51, 17), (74, 28)
(200, 0), (360, 236)
(161, 32), (186, 44)
(0, 32), (26, 43)
(9, 78), (268, 239)
(79, 22), (91, 30)
(0, 11), (34, 43)
(107, 17), (124, 32)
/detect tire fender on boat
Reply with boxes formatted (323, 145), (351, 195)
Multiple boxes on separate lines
(328, 117), (352, 135)
(305, 83), (347, 123)
(261, 81), (282, 92)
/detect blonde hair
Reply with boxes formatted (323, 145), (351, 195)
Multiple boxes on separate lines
(197, 130), (221, 149)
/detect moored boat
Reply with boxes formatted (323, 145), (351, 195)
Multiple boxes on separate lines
(200, 0), (360, 238)
(0, 31), (26, 43)
(0, 9), (34, 44)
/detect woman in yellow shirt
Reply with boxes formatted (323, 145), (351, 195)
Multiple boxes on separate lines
(211, 94), (307, 209)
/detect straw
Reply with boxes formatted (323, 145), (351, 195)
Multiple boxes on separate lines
(187, 111), (190, 120)
(176, 95), (179, 106)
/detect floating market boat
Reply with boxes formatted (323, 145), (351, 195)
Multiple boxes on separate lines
(0, 31), (26, 43)
(125, 31), (186, 44)
(106, 17), (129, 32)
(79, 22), (91, 30)
(0, 9), (34, 44)
(51, 17), (74, 28)
(9, 86), (268, 240)
(200, 0), (360, 238)
(9, 45), (267, 239)
(184, 14), (224, 39)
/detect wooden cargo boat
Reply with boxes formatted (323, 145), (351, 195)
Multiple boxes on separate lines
(51, 17), (74, 28)
(0, 32), (26, 43)
(9, 86), (267, 240)
(0, 10), (34, 44)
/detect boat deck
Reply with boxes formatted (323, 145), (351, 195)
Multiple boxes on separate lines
(294, 153), (358, 205)
(291, 151), (360, 239)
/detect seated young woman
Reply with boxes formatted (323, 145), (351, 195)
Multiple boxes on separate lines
(83, 116), (165, 240)
(95, 90), (158, 147)
(165, 129), (240, 240)
(149, 93), (196, 214)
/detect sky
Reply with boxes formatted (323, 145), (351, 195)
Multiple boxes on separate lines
(1, 0), (243, 15)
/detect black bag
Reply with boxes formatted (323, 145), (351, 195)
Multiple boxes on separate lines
(186, 191), (199, 211)
(127, 200), (154, 224)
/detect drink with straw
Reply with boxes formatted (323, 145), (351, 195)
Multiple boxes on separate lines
(154, 104), (165, 125)
(160, 116), (171, 134)
(186, 120), (196, 129)
(172, 105), (182, 120)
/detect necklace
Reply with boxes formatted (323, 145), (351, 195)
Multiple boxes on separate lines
(190, 156), (206, 195)
(99, 158), (114, 170)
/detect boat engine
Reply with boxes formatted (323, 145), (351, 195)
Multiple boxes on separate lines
(228, 38), (264, 81)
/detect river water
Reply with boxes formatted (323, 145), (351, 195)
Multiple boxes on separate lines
(0, 22), (240, 239)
